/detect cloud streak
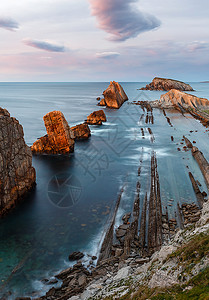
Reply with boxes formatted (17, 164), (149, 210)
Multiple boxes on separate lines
(0, 17), (19, 31)
(23, 39), (66, 52)
(89, 0), (161, 41)
(96, 51), (120, 58)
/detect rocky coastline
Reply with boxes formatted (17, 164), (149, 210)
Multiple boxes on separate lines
(1, 80), (209, 300)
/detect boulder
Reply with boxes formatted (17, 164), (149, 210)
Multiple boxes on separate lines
(0, 108), (36, 216)
(69, 251), (84, 261)
(102, 81), (128, 109)
(71, 123), (91, 140)
(31, 111), (75, 154)
(86, 110), (106, 125)
(141, 77), (194, 91)
(98, 98), (106, 106)
(159, 89), (209, 109)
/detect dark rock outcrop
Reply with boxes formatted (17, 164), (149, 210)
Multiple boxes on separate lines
(141, 77), (194, 91)
(86, 110), (106, 125)
(31, 111), (75, 154)
(71, 123), (91, 140)
(99, 81), (128, 109)
(0, 108), (36, 216)
(69, 251), (84, 261)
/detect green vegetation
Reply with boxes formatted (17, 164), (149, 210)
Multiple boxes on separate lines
(102, 231), (209, 300)
(203, 109), (209, 115)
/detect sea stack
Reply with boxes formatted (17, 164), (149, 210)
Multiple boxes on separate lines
(99, 81), (128, 109)
(0, 107), (36, 216)
(31, 111), (75, 154)
(71, 123), (91, 140)
(141, 77), (194, 91)
(86, 110), (107, 125)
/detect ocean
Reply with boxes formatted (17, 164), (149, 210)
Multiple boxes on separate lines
(0, 82), (209, 298)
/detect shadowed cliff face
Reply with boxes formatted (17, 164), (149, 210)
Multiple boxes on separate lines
(141, 77), (194, 91)
(0, 107), (36, 216)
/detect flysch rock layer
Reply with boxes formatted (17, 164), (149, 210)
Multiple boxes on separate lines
(100, 81), (128, 109)
(0, 107), (36, 216)
(158, 89), (209, 109)
(141, 77), (194, 91)
(31, 111), (75, 154)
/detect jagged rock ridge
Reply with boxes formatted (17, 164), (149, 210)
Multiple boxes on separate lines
(0, 107), (36, 216)
(141, 77), (194, 91)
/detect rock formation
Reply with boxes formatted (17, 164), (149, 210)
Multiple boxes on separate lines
(0, 107), (36, 216)
(31, 111), (75, 154)
(159, 89), (209, 109)
(86, 110), (107, 125)
(99, 81), (128, 109)
(141, 77), (194, 91)
(71, 123), (91, 140)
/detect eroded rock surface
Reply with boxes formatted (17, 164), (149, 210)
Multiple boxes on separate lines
(31, 111), (75, 154)
(100, 81), (128, 109)
(71, 123), (91, 140)
(141, 77), (194, 91)
(86, 110), (106, 125)
(159, 89), (209, 109)
(0, 107), (36, 216)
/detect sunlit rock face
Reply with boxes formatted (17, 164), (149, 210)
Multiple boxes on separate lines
(0, 107), (36, 216)
(159, 89), (209, 109)
(31, 111), (75, 154)
(101, 81), (128, 109)
(141, 77), (194, 91)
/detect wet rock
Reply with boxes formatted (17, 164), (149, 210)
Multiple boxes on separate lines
(31, 111), (75, 154)
(122, 213), (131, 224)
(102, 81), (128, 109)
(69, 251), (84, 261)
(71, 123), (91, 140)
(86, 110), (107, 125)
(141, 77), (194, 91)
(92, 256), (97, 261)
(0, 107), (36, 217)
(98, 98), (106, 106)
(116, 228), (127, 238)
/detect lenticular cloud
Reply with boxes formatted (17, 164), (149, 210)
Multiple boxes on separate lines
(89, 0), (161, 41)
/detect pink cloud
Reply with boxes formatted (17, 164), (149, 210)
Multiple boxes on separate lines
(89, 0), (160, 41)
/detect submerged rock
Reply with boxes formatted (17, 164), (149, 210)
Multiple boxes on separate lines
(31, 111), (75, 154)
(69, 251), (84, 261)
(141, 77), (194, 91)
(0, 107), (36, 216)
(86, 110), (106, 125)
(159, 89), (209, 109)
(101, 81), (128, 109)
(71, 123), (91, 140)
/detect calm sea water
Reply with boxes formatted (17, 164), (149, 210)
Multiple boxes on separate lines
(0, 82), (209, 298)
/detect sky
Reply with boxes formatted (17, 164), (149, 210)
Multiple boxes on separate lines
(0, 0), (209, 82)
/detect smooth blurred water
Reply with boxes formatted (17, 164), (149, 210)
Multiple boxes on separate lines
(0, 82), (208, 299)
